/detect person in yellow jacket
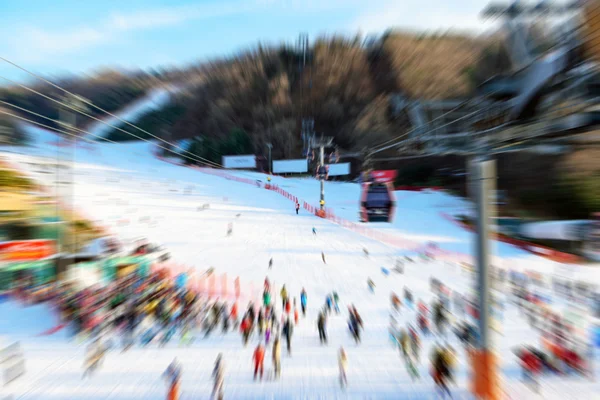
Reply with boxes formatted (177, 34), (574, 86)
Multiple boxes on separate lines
(280, 285), (288, 309)
(339, 347), (348, 388)
(146, 300), (158, 315)
(441, 345), (457, 383)
(272, 337), (281, 379)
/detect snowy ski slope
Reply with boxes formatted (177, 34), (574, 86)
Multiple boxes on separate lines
(1, 124), (599, 399)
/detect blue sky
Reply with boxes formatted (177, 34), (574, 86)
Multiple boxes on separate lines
(0, 0), (495, 82)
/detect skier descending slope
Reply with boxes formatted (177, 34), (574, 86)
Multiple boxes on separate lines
(268, 257), (273, 269)
(263, 287), (271, 308)
(212, 354), (225, 400)
(265, 320), (272, 344)
(221, 304), (230, 333)
(430, 345), (453, 399)
(367, 278), (375, 293)
(252, 344), (265, 381)
(433, 299), (449, 337)
(293, 298), (299, 324)
(394, 258), (404, 274)
(325, 294), (333, 314)
(240, 315), (251, 346)
(300, 288), (307, 317)
(321, 252), (326, 264)
(285, 296), (292, 314)
(280, 285), (288, 309)
(295, 202), (300, 214)
(409, 325), (421, 364)
(272, 337), (281, 379)
(230, 302), (239, 329)
(82, 338), (105, 378)
(519, 347), (541, 393)
(317, 310), (328, 344)
(282, 317), (294, 355)
(399, 326), (420, 380)
(226, 222), (233, 236)
(257, 309), (265, 336)
(339, 347), (348, 388)
(163, 358), (182, 400)
(333, 291), (340, 314)
(391, 292), (402, 312)
(348, 306), (363, 344)
(312, 227), (317, 236)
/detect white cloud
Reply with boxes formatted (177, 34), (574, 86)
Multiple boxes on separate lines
(107, 3), (249, 31)
(5, 0), (498, 67)
(8, 1), (256, 62)
(353, 0), (498, 34)
(108, 10), (191, 31)
(22, 26), (106, 54)
(257, 0), (365, 11)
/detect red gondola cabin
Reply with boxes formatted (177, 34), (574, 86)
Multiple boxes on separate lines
(359, 181), (396, 222)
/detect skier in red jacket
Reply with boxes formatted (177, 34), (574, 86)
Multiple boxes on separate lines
(520, 348), (541, 392)
(252, 344), (265, 380)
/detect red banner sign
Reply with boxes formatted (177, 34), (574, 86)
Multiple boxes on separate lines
(0, 240), (56, 262)
(371, 170), (397, 183)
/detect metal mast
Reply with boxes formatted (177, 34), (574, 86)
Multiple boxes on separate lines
(311, 135), (334, 217)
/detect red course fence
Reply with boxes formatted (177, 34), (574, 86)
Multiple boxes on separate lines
(439, 212), (581, 263)
(156, 151), (581, 264)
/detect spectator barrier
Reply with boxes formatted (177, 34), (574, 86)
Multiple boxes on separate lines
(439, 212), (581, 263)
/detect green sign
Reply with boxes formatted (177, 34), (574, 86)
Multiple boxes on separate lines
(40, 216), (62, 223)
(101, 256), (148, 281)
(138, 259), (150, 278)
(103, 257), (119, 281)
(5, 260), (52, 272)
(1, 260), (55, 285)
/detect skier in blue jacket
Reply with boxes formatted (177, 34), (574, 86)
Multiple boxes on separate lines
(300, 289), (307, 317)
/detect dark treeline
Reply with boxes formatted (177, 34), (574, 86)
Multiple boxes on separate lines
(0, 70), (161, 132)
(103, 32), (502, 164)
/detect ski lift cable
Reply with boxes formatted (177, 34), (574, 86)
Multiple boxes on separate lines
(369, 100), (509, 156)
(372, 91), (583, 157)
(0, 79), (222, 169)
(367, 24), (571, 156)
(0, 108), (222, 170)
(0, 100), (95, 138)
(0, 59), (223, 169)
(372, 10), (600, 156)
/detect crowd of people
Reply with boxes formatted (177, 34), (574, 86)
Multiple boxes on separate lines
(388, 287), (456, 398)
(510, 278), (591, 391)
(9, 242), (596, 400)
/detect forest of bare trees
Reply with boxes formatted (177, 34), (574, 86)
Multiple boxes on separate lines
(162, 32), (501, 162)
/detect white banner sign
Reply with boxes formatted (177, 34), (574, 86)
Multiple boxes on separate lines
(222, 155), (256, 169)
(326, 163), (350, 176)
(273, 159), (308, 173)
(1, 342), (25, 386)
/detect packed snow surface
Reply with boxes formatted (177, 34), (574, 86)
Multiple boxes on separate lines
(0, 122), (599, 400)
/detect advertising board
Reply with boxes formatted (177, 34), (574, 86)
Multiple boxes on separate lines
(326, 162), (350, 176)
(1, 341), (25, 385)
(371, 170), (397, 183)
(0, 240), (56, 262)
(273, 159), (308, 173)
(222, 155), (256, 169)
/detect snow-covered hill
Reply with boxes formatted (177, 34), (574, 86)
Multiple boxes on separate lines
(1, 124), (598, 400)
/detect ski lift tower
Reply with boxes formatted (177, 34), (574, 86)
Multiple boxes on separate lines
(311, 135), (334, 218)
(472, 2), (584, 399)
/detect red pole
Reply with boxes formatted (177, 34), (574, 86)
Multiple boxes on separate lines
(222, 273), (228, 298)
(199, 276), (206, 295)
(235, 277), (240, 299)
(209, 274), (215, 298)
